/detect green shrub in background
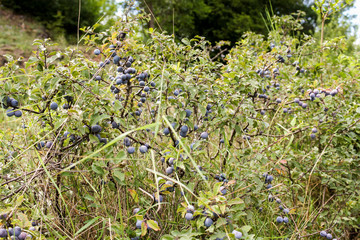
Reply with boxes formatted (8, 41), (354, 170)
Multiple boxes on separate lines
(0, 3), (359, 240)
(128, 0), (318, 45)
(0, 0), (116, 42)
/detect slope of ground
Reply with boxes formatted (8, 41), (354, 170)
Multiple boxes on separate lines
(0, 7), (50, 66)
(0, 6), (94, 67)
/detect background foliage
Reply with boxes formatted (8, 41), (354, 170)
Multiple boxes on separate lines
(0, 0), (117, 42)
(131, 0), (318, 44)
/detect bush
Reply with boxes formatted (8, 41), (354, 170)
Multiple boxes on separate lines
(0, 10), (359, 240)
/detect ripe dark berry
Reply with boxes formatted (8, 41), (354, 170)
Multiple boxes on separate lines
(139, 145), (148, 153)
(232, 230), (242, 239)
(180, 125), (189, 133)
(166, 166), (174, 175)
(111, 121), (119, 129)
(320, 231), (327, 237)
(18, 232), (27, 240)
(91, 125), (102, 133)
(94, 49), (101, 55)
(123, 137), (131, 146)
(276, 216), (283, 223)
(14, 227), (21, 237)
(330, 89), (338, 96)
(136, 220), (143, 229)
(0, 229), (7, 238)
(204, 217), (213, 227)
(153, 193), (163, 203)
(14, 110), (22, 117)
(10, 99), (18, 107)
(45, 141), (53, 148)
(185, 212), (193, 220)
(163, 128), (170, 135)
(127, 146), (135, 154)
(6, 109), (15, 117)
(200, 132), (208, 139)
(50, 102), (58, 110)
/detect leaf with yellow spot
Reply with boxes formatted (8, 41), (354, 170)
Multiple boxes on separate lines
(112, 31), (118, 41)
(225, 180), (236, 186)
(147, 220), (160, 231)
(141, 221), (147, 236)
(128, 189), (139, 203)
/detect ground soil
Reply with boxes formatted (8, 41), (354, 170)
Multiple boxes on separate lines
(0, 7), (49, 66)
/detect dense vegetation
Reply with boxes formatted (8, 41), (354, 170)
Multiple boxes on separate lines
(132, 0), (318, 44)
(0, 2), (359, 240)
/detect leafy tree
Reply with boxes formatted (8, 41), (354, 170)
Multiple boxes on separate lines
(131, 0), (317, 43)
(311, 0), (357, 54)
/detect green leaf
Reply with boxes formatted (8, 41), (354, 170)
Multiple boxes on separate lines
(84, 194), (95, 201)
(181, 38), (190, 46)
(147, 220), (160, 231)
(117, 151), (126, 161)
(92, 163), (105, 176)
(213, 182), (223, 195)
(227, 198), (244, 205)
(216, 217), (227, 227)
(113, 169), (125, 183)
(15, 212), (30, 228)
(91, 114), (110, 125)
(114, 100), (122, 110)
(15, 195), (24, 206)
(235, 125), (242, 135)
(141, 221), (148, 236)
(54, 118), (67, 130)
(128, 189), (139, 203)
(241, 225), (252, 233)
(290, 116), (297, 127)
(75, 217), (101, 236)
